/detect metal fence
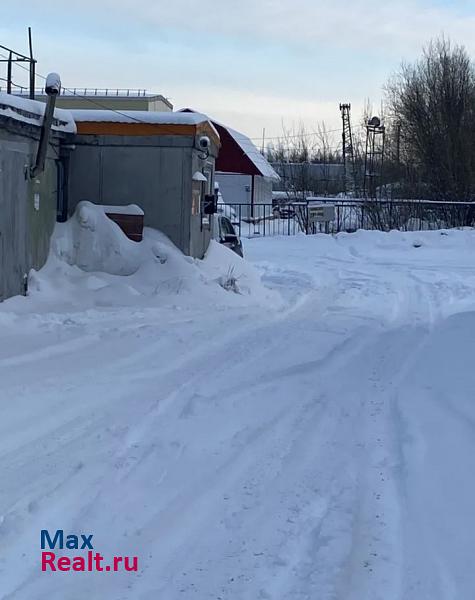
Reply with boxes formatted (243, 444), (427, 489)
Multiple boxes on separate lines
(220, 200), (475, 238)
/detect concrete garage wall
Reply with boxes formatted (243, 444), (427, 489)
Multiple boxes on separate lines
(0, 126), (60, 301)
(68, 135), (213, 258)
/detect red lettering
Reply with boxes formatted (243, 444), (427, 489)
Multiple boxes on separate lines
(41, 550), (139, 574)
(41, 552), (56, 571)
(94, 552), (104, 571)
(124, 556), (138, 572)
(57, 557), (71, 571)
(72, 556), (86, 571)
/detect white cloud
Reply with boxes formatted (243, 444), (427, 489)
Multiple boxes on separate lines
(28, 0), (475, 57)
(4, 1), (475, 137)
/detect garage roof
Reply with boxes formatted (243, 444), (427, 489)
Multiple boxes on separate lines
(70, 109), (220, 142)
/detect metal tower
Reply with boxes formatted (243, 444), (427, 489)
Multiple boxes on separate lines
(340, 103), (358, 196)
(363, 116), (385, 199)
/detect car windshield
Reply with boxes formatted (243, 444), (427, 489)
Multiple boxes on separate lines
(220, 217), (235, 236)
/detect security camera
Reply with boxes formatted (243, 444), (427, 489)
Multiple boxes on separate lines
(198, 135), (210, 150)
(45, 72), (61, 96)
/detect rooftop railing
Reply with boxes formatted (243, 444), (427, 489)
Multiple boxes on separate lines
(1, 87), (153, 97)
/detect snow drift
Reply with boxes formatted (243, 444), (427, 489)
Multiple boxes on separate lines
(22, 201), (279, 312)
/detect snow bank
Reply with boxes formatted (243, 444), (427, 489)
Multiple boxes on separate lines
(245, 227), (475, 323)
(52, 201), (144, 275)
(200, 240), (276, 303)
(18, 202), (279, 312)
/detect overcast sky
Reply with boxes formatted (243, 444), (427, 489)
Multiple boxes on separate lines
(2, 1), (475, 143)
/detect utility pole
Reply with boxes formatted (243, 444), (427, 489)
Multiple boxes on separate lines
(6, 51), (12, 94)
(261, 128), (266, 155)
(28, 27), (36, 99)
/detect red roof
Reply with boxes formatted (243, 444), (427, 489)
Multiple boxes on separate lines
(180, 108), (279, 179)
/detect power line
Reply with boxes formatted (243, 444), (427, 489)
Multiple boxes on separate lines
(0, 75), (27, 90)
(248, 122), (369, 143)
(248, 127), (343, 141)
(245, 142), (343, 157)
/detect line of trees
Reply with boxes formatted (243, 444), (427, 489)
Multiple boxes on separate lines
(266, 123), (345, 198)
(385, 37), (475, 201)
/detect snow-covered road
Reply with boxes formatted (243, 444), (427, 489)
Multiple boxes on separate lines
(1, 229), (475, 599)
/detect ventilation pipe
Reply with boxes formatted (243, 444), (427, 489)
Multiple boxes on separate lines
(30, 72), (61, 179)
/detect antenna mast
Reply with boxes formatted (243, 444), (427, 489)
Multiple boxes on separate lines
(340, 103), (358, 196)
(363, 116), (385, 199)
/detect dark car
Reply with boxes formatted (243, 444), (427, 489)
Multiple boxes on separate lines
(272, 204), (296, 219)
(214, 215), (243, 257)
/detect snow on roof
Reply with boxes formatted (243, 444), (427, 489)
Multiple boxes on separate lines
(224, 125), (280, 180)
(179, 108), (279, 180)
(71, 109), (212, 126)
(0, 93), (76, 134)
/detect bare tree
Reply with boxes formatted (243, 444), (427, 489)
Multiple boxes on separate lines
(268, 121), (344, 199)
(385, 37), (475, 201)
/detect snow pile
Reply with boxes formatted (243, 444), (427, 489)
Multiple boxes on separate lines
(23, 201), (279, 312)
(200, 240), (268, 297)
(52, 201), (144, 275)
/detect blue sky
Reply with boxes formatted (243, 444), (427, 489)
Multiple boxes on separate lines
(2, 0), (475, 142)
